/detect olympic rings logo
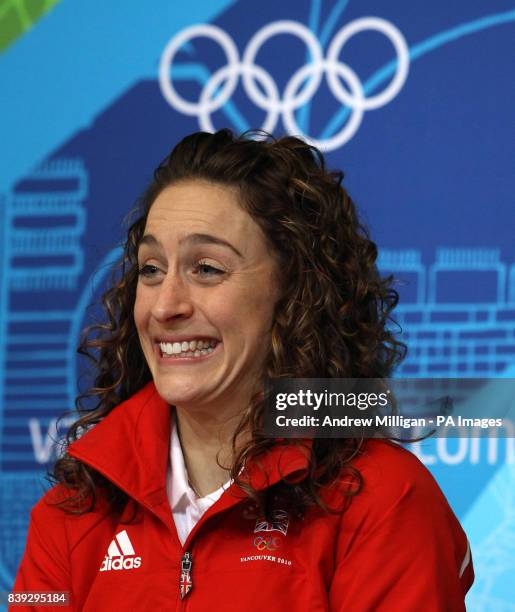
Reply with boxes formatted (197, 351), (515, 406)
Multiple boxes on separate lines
(159, 18), (410, 151)
(253, 536), (281, 551)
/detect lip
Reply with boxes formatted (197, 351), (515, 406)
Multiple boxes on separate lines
(154, 340), (222, 365)
(154, 335), (220, 344)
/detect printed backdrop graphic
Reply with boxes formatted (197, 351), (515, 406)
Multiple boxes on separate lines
(1, 0), (515, 609)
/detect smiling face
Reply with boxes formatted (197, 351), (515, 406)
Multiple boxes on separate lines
(134, 180), (280, 411)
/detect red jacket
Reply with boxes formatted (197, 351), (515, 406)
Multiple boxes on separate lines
(12, 382), (474, 611)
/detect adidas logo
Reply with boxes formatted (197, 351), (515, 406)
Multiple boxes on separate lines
(99, 530), (142, 572)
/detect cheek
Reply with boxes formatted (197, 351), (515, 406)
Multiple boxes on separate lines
(228, 293), (276, 341)
(133, 286), (150, 332)
(252, 290), (277, 325)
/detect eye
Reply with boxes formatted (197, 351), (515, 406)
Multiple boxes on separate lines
(138, 264), (160, 278)
(194, 260), (226, 277)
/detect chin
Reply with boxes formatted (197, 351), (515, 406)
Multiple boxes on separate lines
(152, 376), (204, 406)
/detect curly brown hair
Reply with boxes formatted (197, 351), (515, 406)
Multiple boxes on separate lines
(52, 129), (406, 518)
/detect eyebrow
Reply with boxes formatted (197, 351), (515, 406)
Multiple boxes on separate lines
(138, 232), (244, 258)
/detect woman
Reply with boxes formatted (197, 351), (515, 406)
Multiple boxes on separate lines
(12, 129), (473, 611)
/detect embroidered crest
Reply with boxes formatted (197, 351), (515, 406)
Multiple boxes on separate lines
(254, 509), (289, 536)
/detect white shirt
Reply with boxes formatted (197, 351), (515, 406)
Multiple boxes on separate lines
(166, 414), (232, 546)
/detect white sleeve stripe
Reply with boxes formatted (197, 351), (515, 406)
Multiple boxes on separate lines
(459, 539), (471, 578)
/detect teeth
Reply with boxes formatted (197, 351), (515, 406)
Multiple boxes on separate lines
(159, 339), (218, 357)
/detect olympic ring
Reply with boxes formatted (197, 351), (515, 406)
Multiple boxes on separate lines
(283, 59), (364, 151)
(199, 63), (280, 134)
(159, 24), (240, 115)
(253, 536), (281, 551)
(158, 18), (410, 151)
(326, 17), (410, 111)
(242, 21), (324, 113)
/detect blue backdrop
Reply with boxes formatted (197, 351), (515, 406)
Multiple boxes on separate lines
(1, 1), (514, 609)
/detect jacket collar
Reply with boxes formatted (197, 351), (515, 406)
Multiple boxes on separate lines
(67, 381), (312, 512)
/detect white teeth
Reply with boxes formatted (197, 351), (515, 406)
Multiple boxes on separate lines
(159, 339), (218, 357)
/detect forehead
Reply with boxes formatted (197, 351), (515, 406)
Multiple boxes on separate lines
(146, 180), (255, 238)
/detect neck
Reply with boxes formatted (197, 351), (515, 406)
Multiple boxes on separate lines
(174, 401), (251, 498)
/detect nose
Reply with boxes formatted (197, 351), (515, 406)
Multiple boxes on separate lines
(150, 271), (194, 322)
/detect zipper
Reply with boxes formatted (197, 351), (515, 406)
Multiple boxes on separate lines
(179, 551), (193, 600)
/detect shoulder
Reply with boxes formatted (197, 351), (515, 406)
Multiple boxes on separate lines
(32, 482), (109, 517)
(334, 439), (467, 548)
(325, 445), (474, 607)
(29, 483), (117, 551)
(352, 439), (444, 501)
